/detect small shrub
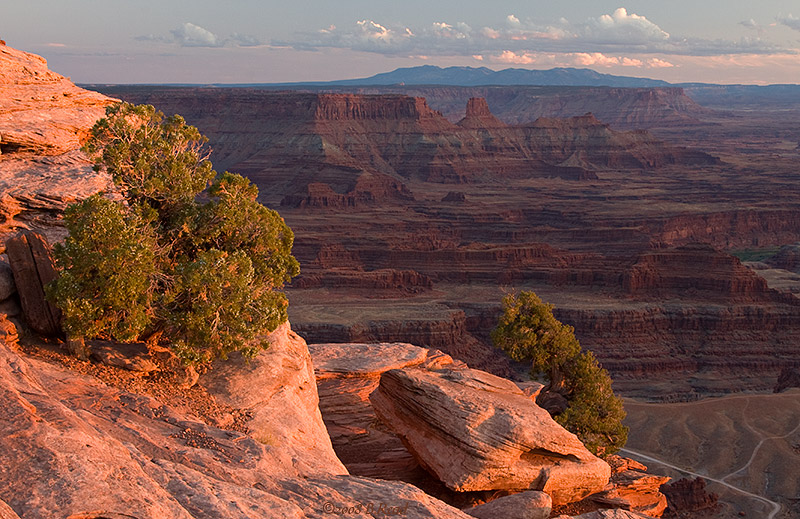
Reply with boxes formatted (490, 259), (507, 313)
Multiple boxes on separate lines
(49, 102), (299, 365)
(492, 291), (628, 456)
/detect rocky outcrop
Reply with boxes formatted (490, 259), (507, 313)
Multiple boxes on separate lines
(774, 366), (800, 392)
(0, 44), (116, 243)
(5, 231), (60, 335)
(370, 365), (611, 504)
(310, 342), (461, 482)
(660, 478), (718, 515)
(200, 322), (346, 476)
(95, 88), (715, 203)
(268, 85), (711, 130)
(464, 491), (551, 519)
(624, 243), (783, 301)
(457, 97), (507, 129)
(0, 45), (115, 155)
(481, 86), (710, 129)
(591, 456), (669, 517)
(520, 114), (717, 170)
(0, 331), (475, 519)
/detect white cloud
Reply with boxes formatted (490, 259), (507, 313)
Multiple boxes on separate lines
(136, 23), (263, 48)
(489, 50), (671, 69)
(171, 22), (221, 47)
(585, 7), (669, 44)
(647, 57), (675, 68)
(779, 14), (800, 31)
(280, 8), (797, 61)
(230, 33), (264, 47)
(357, 20), (392, 41)
(740, 19), (759, 29)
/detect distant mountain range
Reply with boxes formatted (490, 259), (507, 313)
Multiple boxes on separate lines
(322, 65), (671, 88)
(82, 65), (800, 110)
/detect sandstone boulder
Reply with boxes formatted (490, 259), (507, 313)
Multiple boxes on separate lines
(200, 322), (347, 477)
(589, 455), (669, 517)
(370, 366), (611, 505)
(5, 231), (60, 335)
(0, 329), (473, 519)
(310, 342), (463, 481)
(591, 471), (669, 517)
(463, 491), (551, 519)
(0, 44), (116, 245)
(0, 44), (115, 156)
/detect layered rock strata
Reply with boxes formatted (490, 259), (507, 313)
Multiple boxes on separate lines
(310, 342), (461, 482)
(590, 456), (669, 517)
(0, 318), (474, 519)
(370, 365), (611, 504)
(0, 44), (114, 155)
(98, 88), (716, 207)
(311, 85), (712, 129)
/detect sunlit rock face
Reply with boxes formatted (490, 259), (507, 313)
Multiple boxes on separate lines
(370, 365), (611, 505)
(0, 43), (117, 245)
(200, 322), (348, 477)
(0, 317), (476, 519)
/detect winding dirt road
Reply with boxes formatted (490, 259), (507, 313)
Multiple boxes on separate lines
(620, 447), (782, 519)
(621, 394), (800, 519)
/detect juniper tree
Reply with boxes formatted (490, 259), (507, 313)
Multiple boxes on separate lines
(492, 291), (628, 456)
(49, 102), (299, 364)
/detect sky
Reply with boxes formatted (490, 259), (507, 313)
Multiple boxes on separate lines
(3, 1), (800, 85)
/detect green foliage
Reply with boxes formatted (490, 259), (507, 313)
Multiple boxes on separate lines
(82, 103), (215, 207)
(48, 195), (157, 342)
(557, 351), (628, 456)
(49, 102), (299, 364)
(728, 246), (781, 262)
(491, 291), (581, 382)
(492, 291), (628, 456)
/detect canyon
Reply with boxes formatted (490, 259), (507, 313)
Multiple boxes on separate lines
(2, 42), (799, 518)
(94, 83), (800, 401)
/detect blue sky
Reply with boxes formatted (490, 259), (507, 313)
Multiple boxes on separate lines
(3, 1), (800, 84)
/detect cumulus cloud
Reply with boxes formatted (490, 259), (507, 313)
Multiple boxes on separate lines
(230, 33), (264, 47)
(779, 14), (800, 31)
(584, 7), (670, 44)
(170, 23), (221, 47)
(279, 7), (794, 60)
(136, 23), (263, 48)
(492, 50), (672, 69)
(740, 19), (759, 29)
